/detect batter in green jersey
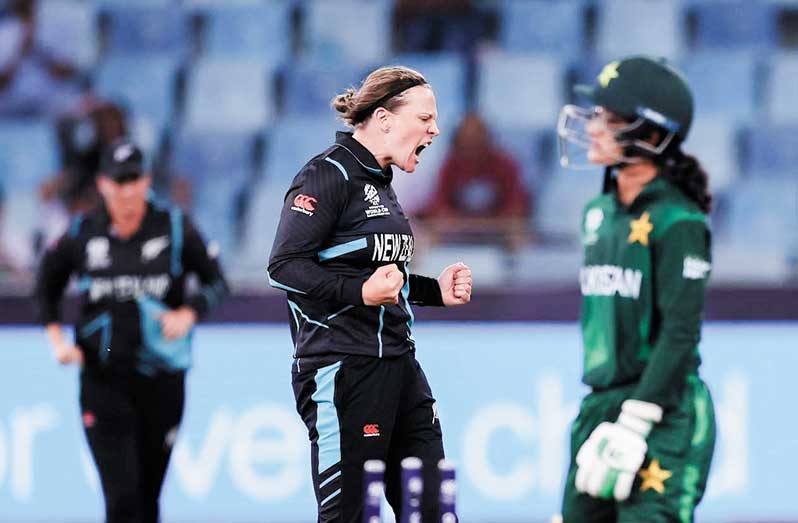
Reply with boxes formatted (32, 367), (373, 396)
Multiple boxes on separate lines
(556, 56), (716, 523)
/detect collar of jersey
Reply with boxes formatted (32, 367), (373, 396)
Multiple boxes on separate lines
(612, 174), (671, 213)
(335, 132), (393, 182)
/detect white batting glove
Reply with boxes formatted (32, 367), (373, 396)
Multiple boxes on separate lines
(575, 399), (662, 501)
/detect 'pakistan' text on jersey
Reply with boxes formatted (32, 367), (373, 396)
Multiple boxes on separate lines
(35, 202), (228, 375)
(579, 176), (711, 408)
(268, 132), (443, 362)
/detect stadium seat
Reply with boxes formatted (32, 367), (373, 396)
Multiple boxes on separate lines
(492, 125), (555, 191)
(97, 0), (170, 5)
(689, 0), (778, 51)
(183, 58), (276, 132)
(682, 116), (741, 193)
(302, 0), (390, 64)
(36, 0), (98, 69)
(261, 117), (341, 183)
(128, 117), (161, 165)
(0, 188), (39, 269)
(170, 128), (258, 185)
(281, 59), (368, 117)
(534, 167), (605, 243)
(680, 51), (758, 124)
(103, 4), (190, 57)
(94, 54), (179, 132)
(0, 119), (59, 190)
(237, 177), (288, 275)
(477, 53), (564, 128)
(718, 177), (797, 250)
(498, 0), (587, 59)
(391, 53), (467, 129)
(192, 173), (242, 259)
(742, 123), (798, 174)
(0, 121), (58, 267)
(202, 1), (292, 64)
(595, 0), (684, 60)
(764, 52), (798, 124)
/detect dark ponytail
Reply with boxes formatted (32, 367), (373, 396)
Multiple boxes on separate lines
(657, 143), (712, 214)
(603, 122), (712, 212)
(615, 120), (711, 213)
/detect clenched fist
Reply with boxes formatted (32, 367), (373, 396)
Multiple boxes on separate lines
(438, 262), (472, 306)
(362, 264), (404, 306)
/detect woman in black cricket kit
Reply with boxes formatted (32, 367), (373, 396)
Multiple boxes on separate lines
(268, 66), (473, 522)
(35, 139), (228, 523)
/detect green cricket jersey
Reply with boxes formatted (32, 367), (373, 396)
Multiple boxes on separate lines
(579, 175), (711, 408)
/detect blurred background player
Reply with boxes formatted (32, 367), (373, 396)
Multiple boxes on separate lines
(557, 56), (716, 523)
(268, 66), (472, 522)
(34, 139), (228, 523)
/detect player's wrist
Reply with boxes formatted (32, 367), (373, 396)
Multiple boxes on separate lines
(618, 399), (662, 437)
(178, 306), (197, 322)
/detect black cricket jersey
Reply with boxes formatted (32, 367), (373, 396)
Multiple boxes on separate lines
(268, 132), (443, 361)
(35, 201), (228, 375)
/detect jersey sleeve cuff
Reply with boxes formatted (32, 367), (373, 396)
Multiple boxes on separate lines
(186, 296), (210, 319)
(408, 274), (444, 307)
(340, 277), (366, 305)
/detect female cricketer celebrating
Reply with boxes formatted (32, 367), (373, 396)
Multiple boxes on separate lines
(268, 66), (472, 522)
(556, 55), (716, 523)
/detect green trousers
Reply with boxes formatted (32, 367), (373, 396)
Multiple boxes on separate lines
(562, 376), (716, 523)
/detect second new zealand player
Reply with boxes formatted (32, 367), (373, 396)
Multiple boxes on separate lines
(35, 140), (228, 523)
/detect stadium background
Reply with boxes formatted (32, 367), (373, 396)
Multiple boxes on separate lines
(0, 0), (796, 521)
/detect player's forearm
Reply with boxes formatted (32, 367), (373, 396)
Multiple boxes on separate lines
(186, 277), (228, 318)
(35, 241), (74, 324)
(631, 318), (701, 406)
(36, 291), (63, 325)
(268, 258), (366, 305)
(45, 323), (68, 349)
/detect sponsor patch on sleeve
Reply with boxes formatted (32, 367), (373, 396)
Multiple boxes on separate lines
(682, 255), (711, 280)
(291, 194), (317, 216)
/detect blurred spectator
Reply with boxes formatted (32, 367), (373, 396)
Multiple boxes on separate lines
(422, 112), (532, 251)
(393, 0), (485, 53)
(0, 0), (82, 117)
(38, 98), (128, 248)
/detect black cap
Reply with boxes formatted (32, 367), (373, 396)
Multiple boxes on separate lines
(574, 56), (694, 140)
(99, 139), (144, 181)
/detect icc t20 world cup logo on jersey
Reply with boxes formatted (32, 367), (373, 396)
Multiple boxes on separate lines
(583, 208), (604, 246)
(364, 184), (390, 218)
(86, 237), (111, 269)
(364, 184), (380, 206)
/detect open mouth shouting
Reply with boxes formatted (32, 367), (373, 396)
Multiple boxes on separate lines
(413, 140), (433, 166)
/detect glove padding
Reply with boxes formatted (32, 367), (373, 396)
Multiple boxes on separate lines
(574, 399), (662, 501)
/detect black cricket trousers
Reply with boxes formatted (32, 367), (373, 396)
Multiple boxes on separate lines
(80, 369), (185, 523)
(293, 351), (445, 523)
